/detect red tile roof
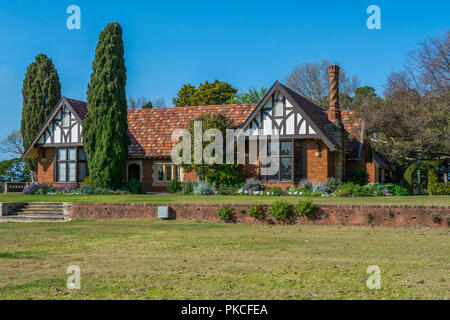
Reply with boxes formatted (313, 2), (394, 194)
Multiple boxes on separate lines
(65, 94), (366, 159)
(66, 98), (88, 120)
(127, 104), (256, 157)
(341, 110), (364, 158)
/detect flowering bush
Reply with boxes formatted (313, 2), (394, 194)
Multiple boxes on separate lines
(297, 179), (313, 191)
(23, 184), (40, 195)
(286, 186), (310, 196)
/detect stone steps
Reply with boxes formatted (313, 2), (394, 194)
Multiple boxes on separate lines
(0, 202), (66, 222)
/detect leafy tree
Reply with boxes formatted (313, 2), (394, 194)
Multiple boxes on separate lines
(234, 87), (267, 104)
(172, 84), (196, 106)
(0, 158), (31, 183)
(172, 80), (237, 106)
(181, 113), (244, 187)
(354, 86), (376, 99)
(83, 22), (129, 188)
(21, 54), (61, 181)
(142, 101), (153, 109)
(284, 59), (359, 109)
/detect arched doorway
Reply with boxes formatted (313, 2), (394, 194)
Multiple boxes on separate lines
(128, 163), (141, 181)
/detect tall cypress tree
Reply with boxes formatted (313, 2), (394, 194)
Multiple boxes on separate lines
(21, 54), (61, 181)
(83, 22), (129, 188)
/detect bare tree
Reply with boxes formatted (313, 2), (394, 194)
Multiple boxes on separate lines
(285, 60), (359, 108)
(352, 31), (450, 166)
(127, 95), (149, 109)
(0, 130), (24, 157)
(153, 97), (166, 108)
(386, 30), (449, 95)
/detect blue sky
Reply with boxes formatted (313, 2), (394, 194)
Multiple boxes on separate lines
(0, 0), (448, 160)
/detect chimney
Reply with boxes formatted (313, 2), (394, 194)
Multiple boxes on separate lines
(328, 64), (345, 180)
(327, 65), (341, 124)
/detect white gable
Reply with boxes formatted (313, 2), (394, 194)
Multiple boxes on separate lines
(37, 104), (82, 146)
(243, 92), (317, 137)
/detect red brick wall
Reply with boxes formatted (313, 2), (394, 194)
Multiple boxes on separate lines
(306, 140), (329, 183)
(69, 202), (449, 228)
(366, 162), (377, 183)
(37, 148), (54, 184)
(141, 159), (169, 193)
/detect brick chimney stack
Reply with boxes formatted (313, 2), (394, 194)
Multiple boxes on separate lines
(328, 65), (341, 124)
(328, 64), (345, 180)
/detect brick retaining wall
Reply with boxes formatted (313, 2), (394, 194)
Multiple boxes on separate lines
(69, 202), (450, 228)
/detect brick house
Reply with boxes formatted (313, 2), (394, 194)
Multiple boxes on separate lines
(22, 65), (393, 192)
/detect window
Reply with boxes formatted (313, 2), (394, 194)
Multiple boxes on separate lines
(78, 148), (88, 182)
(260, 141), (294, 181)
(154, 163), (182, 184)
(56, 147), (76, 182)
(56, 147), (88, 183)
(157, 165), (164, 182)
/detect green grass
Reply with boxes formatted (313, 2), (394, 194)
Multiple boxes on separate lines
(0, 219), (448, 299)
(0, 194), (449, 206)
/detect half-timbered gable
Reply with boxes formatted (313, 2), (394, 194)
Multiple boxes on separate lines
(37, 102), (82, 146)
(241, 81), (336, 150)
(23, 97), (89, 184)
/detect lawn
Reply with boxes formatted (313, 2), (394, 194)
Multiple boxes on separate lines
(0, 219), (448, 299)
(0, 193), (449, 206)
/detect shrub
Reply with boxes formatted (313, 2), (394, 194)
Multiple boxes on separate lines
(431, 214), (443, 224)
(182, 182), (194, 194)
(81, 176), (93, 186)
(446, 217), (450, 227)
(0, 182), (4, 193)
(127, 179), (143, 194)
(312, 183), (332, 194)
(327, 178), (342, 192)
(428, 168), (450, 195)
(204, 164), (245, 188)
(335, 182), (371, 197)
(345, 169), (368, 185)
(269, 201), (291, 221)
(248, 204), (264, 219)
(168, 179), (182, 194)
(294, 200), (319, 218)
(23, 183), (40, 195)
(286, 186), (310, 196)
(242, 178), (264, 192)
(217, 185), (236, 195)
(216, 205), (235, 222)
(298, 178), (313, 191)
(80, 185), (109, 195)
(35, 188), (48, 195)
(268, 186), (283, 196)
(193, 181), (214, 195)
(392, 184), (409, 196)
